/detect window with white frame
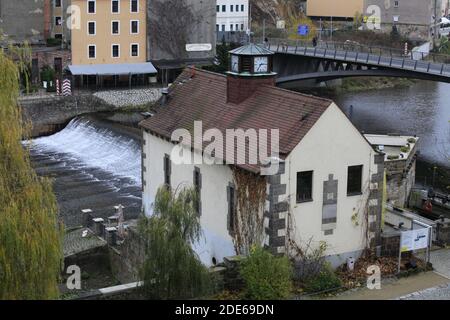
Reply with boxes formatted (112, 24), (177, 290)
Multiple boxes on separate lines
(112, 21), (120, 34)
(88, 0), (96, 14)
(131, 44), (139, 57)
(88, 45), (96, 59)
(112, 0), (120, 13)
(130, 20), (139, 34)
(112, 44), (120, 58)
(55, 0), (61, 7)
(88, 21), (96, 35)
(131, 0), (138, 13)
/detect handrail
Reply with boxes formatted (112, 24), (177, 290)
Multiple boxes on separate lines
(265, 38), (450, 76)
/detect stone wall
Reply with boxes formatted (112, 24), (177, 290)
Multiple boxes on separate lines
(20, 94), (116, 137)
(385, 151), (417, 208)
(109, 228), (145, 284)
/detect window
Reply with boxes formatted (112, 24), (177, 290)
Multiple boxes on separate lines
(164, 154), (171, 187)
(296, 171), (313, 203)
(54, 33), (62, 39)
(394, 1), (399, 7)
(347, 165), (363, 195)
(230, 5), (233, 12)
(131, 44), (139, 57)
(216, 24), (219, 32)
(216, 5), (219, 12)
(131, 0), (138, 13)
(193, 167), (202, 216)
(230, 24), (233, 31)
(221, 24), (225, 32)
(112, 0), (120, 13)
(222, 5), (226, 12)
(241, 4), (244, 11)
(88, 21), (96, 35)
(112, 21), (120, 34)
(88, 45), (96, 59)
(241, 24), (244, 31)
(236, 24), (239, 31)
(228, 184), (236, 232)
(55, 0), (61, 7)
(112, 44), (120, 58)
(130, 20), (139, 34)
(55, 16), (62, 26)
(236, 5), (239, 12)
(88, 0), (96, 13)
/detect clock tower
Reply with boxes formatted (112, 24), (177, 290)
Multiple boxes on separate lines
(226, 44), (277, 104)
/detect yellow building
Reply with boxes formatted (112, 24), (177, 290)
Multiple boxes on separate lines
(69, 0), (156, 88)
(307, 0), (364, 18)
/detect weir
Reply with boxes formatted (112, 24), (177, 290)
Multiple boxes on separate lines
(28, 116), (143, 228)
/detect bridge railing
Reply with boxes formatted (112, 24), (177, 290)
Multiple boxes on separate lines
(266, 38), (450, 64)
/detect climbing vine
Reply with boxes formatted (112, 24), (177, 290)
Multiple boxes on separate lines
(231, 168), (267, 255)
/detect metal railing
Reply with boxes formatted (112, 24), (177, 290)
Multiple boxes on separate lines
(266, 38), (450, 77)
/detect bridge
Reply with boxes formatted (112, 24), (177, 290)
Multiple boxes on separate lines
(266, 40), (450, 85)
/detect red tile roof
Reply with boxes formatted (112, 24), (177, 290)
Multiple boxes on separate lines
(139, 68), (333, 173)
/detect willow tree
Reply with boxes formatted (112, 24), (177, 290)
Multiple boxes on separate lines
(0, 47), (62, 299)
(138, 186), (212, 300)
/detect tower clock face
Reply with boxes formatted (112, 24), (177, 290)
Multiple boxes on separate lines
(231, 55), (239, 72)
(254, 56), (268, 73)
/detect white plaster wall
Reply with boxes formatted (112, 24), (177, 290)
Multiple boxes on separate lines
(142, 131), (236, 266)
(283, 103), (378, 257)
(216, 0), (249, 31)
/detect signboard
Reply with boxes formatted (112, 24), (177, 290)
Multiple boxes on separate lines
(186, 43), (212, 52)
(276, 20), (286, 29)
(400, 228), (429, 252)
(298, 25), (309, 36)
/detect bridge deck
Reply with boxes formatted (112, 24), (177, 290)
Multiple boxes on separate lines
(269, 43), (450, 83)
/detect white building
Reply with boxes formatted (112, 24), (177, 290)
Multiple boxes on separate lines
(216, 0), (249, 32)
(139, 44), (384, 268)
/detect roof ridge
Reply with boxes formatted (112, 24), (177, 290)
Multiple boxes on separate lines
(258, 84), (334, 105)
(185, 66), (227, 79)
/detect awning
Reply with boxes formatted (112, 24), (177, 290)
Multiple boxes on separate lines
(68, 62), (157, 76)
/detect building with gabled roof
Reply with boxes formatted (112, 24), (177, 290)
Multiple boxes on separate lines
(139, 44), (384, 268)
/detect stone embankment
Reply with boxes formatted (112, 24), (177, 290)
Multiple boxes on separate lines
(20, 88), (162, 138)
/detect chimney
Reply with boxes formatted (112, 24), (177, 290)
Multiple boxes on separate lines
(227, 75), (275, 104)
(160, 87), (169, 106)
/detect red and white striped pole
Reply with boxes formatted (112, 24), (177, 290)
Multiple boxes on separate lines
(56, 78), (60, 95)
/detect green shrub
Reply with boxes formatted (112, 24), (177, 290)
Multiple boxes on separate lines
(387, 155), (400, 160)
(400, 146), (410, 153)
(303, 263), (342, 293)
(407, 138), (416, 144)
(239, 246), (293, 300)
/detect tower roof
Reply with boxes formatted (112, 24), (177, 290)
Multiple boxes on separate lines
(229, 43), (273, 56)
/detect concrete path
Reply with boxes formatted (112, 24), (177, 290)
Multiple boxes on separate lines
(430, 248), (450, 279)
(327, 272), (449, 300)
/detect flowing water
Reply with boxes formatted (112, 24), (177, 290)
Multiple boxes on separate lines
(28, 116), (142, 228)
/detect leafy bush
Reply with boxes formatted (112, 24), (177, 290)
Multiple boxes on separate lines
(303, 263), (342, 293)
(239, 246), (293, 300)
(387, 155), (400, 160)
(400, 146), (410, 153)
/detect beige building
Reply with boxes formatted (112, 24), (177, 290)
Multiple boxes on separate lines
(69, 0), (156, 88)
(307, 0), (364, 18)
(71, 0), (147, 65)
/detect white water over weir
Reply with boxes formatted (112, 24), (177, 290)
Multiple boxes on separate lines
(31, 117), (142, 185)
